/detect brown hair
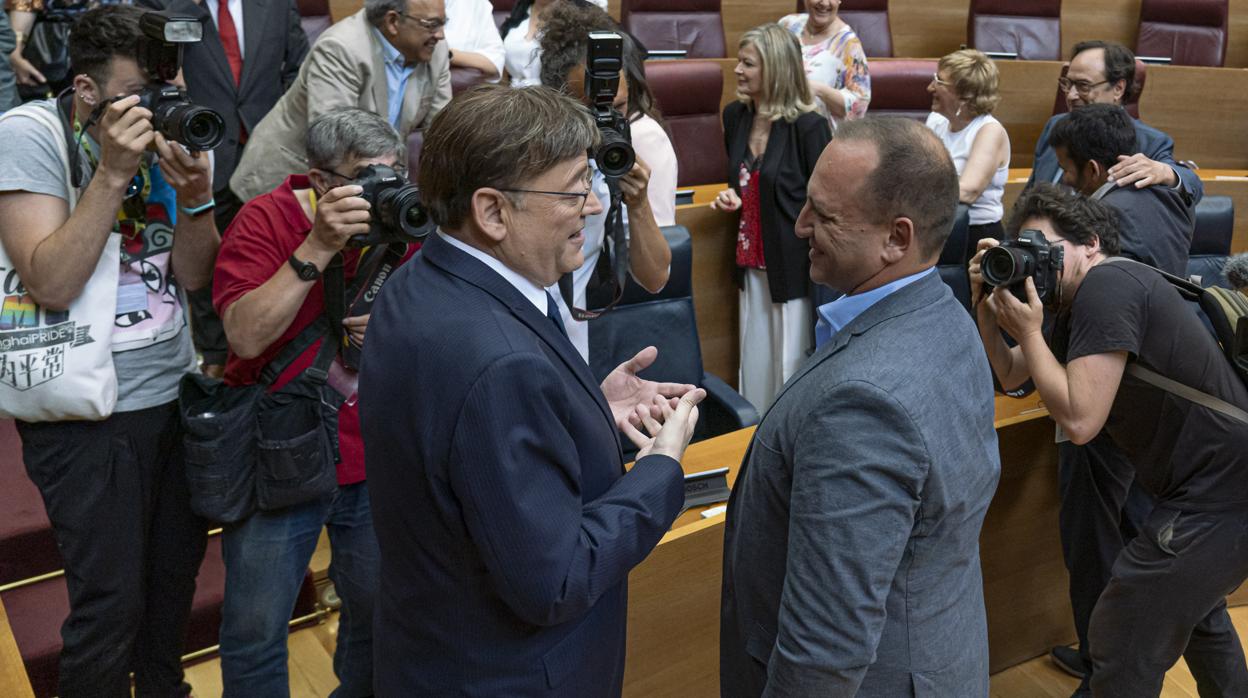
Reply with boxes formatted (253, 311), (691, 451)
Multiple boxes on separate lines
(419, 85), (599, 230)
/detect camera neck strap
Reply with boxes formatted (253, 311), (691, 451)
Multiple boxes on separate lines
(256, 251), (377, 387)
(559, 177), (628, 321)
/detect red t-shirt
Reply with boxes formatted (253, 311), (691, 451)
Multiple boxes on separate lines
(213, 174), (414, 485)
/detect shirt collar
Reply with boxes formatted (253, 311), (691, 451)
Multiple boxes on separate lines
(437, 230), (548, 314)
(1090, 180), (1116, 201)
(372, 28), (409, 69)
(815, 267), (936, 347)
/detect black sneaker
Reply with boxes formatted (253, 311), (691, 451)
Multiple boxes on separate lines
(1050, 644), (1090, 679)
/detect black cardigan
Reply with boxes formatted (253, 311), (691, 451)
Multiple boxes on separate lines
(723, 101), (832, 303)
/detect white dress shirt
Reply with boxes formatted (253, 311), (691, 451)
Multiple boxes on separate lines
(502, 0), (607, 88)
(445, 0), (506, 81)
(206, 0), (245, 59)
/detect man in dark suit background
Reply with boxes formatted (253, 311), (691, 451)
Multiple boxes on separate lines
(1027, 40), (1202, 207)
(359, 84), (705, 696)
(720, 118), (1001, 696)
(137, 0), (309, 374)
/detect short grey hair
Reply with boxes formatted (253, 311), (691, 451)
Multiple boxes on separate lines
(305, 107), (403, 173)
(419, 84), (598, 230)
(364, 0), (405, 25)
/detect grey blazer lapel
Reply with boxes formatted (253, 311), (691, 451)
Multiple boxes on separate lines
(768, 272), (947, 407)
(239, 0), (269, 91)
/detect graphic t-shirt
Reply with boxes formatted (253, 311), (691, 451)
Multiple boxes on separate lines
(0, 100), (196, 411)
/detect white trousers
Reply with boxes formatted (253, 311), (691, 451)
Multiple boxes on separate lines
(738, 268), (812, 412)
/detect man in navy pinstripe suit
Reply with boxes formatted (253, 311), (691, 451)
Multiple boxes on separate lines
(360, 84), (705, 696)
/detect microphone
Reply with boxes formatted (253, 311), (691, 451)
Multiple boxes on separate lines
(1225, 253), (1248, 292)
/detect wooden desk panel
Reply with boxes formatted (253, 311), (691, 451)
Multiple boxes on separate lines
(676, 202), (740, 388)
(0, 597), (34, 698)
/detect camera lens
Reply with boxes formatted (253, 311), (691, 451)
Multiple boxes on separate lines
(981, 246), (1033, 288)
(157, 102), (226, 151)
(595, 129), (634, 179)
(378, 184), (433, 242)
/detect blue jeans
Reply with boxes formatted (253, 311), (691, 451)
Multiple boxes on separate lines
(219, 482), (379, 698)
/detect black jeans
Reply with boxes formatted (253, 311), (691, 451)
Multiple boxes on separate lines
(1090, 506), (1248, 696)
(17, 401), (209, 698)
(1057, 435), (1155, 688)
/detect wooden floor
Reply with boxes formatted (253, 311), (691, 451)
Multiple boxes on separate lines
(181, 606), (1248, 697)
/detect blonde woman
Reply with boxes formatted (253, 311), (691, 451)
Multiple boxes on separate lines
(926, 49), (1010, 247)
(712, 23), (832, 410)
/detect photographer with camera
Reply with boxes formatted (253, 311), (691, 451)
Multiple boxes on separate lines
(0, 6), (220, 696)
(210, 106), (419, 697)
(538, 10), (672, 362)
(971, 185), (1248, 696)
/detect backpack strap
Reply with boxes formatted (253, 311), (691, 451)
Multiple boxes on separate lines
(1125, 363), (1248, 426)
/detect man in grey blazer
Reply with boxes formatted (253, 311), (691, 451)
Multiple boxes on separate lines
(720, 117), (1001, 697)
(229, 0), (451, 202)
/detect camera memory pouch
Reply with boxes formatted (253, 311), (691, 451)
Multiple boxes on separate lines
(179, 255), (359, 521)
(253, 337), (345, 511)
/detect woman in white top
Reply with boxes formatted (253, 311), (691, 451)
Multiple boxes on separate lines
(445, 0), (506, 81)
(778, 0), (871, 128)
(500, 0), (608, 88)
(925, 49), (1010, 248)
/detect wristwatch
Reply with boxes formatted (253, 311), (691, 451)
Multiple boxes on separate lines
(288, 253), (321, 281)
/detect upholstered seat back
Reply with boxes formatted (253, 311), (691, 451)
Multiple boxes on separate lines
(622, 0), (726, 59)
(296, 0), (332, 44)
(864, 59), (936, 120)
(1189, 196), (1235, 288)
(796, 0), (893, 57)
(968, 0), (1062, 61)
(646, 60), (727, 187)
(938, 204), (973, 312)
(1137, 0), (1228, 67)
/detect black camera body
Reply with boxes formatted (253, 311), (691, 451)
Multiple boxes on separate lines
(981, 229), (1065, 304)
(132, 12), (225, 151)
(347, 164), (435, 248)
(585, 32), (634, 179)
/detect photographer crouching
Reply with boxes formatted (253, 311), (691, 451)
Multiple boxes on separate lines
(209, 106), (422, 696)
(0, 6), (222, 697)
(970, 185), (1248, 697)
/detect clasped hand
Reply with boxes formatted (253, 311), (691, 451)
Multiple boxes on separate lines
(600, 346), (706, 460)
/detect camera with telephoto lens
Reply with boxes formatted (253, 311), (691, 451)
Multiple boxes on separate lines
(981, 229), (1065, 304)
(585, 32), (634, 179)
(132, 12), (226, 151)
(347, 164), (435, 248)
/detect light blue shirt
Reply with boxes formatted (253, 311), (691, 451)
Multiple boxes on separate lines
(814, 267), (936, 348)
(373, 29), (416, 126)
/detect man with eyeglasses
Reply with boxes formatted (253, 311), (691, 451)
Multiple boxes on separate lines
(1026, 40), (1202, 205)
(228, 0), (451, 204)
(211, 108), (417, 697)
(361, 84), (704, 697)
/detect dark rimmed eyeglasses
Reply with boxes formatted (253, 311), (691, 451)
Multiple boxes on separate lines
(1058, 77), (1110, 96)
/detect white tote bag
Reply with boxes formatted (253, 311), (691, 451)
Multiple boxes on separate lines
(0, 104), (119, 421)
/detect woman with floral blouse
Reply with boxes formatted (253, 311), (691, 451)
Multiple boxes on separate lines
(779, 0), (871, 128)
